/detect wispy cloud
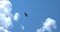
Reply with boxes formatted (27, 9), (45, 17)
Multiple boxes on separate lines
(0, 0), (20, 32)
(20, 24), (25, 30)
(36, 18), (57, 32)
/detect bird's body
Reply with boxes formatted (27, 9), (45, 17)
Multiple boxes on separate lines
(24, 12), (28, 17)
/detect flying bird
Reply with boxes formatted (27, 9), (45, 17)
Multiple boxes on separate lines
(24, 12), (28, 17)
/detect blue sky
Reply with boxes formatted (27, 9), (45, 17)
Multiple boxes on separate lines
(10, 0), (60, 32)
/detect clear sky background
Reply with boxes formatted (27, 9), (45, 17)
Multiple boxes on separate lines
(10, 0), (60, 32)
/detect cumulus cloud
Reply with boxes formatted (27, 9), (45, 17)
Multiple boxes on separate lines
(0, 0), (20, 32)
(36, 18), (57, 32)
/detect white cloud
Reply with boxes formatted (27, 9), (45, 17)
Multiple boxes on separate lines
(4, 29), (9, 32)
(20, 24), (25, 30)
(22, 25), (24, 30)
(36, 18), (57, 32)
(0, 0), (20, 32)
(0, 27), (4, 30)
(13, 13), (20, 21)
(0, 27), (10, 32)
